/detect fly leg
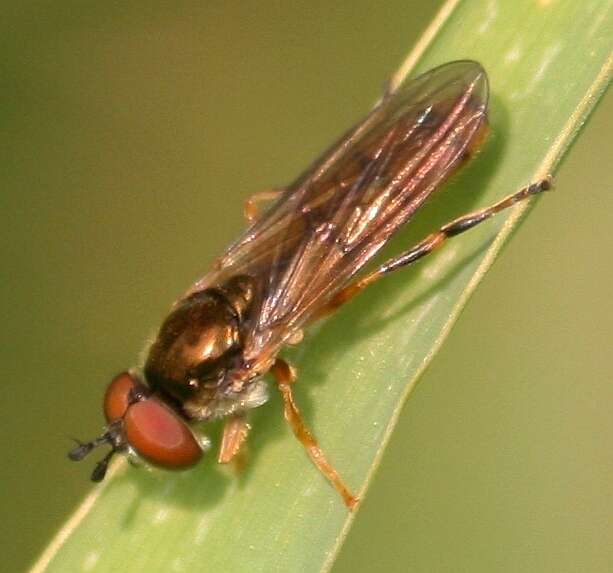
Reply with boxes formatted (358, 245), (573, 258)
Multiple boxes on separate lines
(244, 189), (283, 223)
(218, 413), (251, 472)
(316, 177), (552, 318)
(270, 358), (359, 510)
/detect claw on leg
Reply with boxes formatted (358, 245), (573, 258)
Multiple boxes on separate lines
(271, 358), (359, 510)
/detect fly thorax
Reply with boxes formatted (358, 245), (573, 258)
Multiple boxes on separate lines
(143, 275), (256, 406)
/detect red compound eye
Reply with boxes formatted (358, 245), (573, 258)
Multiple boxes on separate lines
(103, 371), (144, 423)
(123, 399), (202, 469)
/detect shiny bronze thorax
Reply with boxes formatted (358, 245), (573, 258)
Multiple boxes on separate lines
(144, 275), (257, 415)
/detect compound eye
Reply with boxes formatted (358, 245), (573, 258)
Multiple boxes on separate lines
(123, 399), (203, 469)
(103, 371), (145, 423)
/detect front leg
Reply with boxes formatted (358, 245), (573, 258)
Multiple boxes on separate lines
(270, 358), (359, 510)
(218, 413), (250, 470)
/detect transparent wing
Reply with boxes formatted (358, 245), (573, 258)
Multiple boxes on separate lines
(187, 61), (489, 357)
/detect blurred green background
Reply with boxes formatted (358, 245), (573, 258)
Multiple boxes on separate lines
(1, 3), (611, 572)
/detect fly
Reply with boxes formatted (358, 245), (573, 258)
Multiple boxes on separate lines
(69, 60), (551, 510)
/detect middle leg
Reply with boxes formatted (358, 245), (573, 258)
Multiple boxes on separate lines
(270, 358), (359, 510)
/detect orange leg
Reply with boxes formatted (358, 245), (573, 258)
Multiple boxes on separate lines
(244, 189), (283, 223)
(314, 176), (552, 320)
(271, 358), (359, 510)
(218, 413), (251, 469)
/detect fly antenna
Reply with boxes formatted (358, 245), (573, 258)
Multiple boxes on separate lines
(91, 449), (115, 482)
(67, 432), (112, 461)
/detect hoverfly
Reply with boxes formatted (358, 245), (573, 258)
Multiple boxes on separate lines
(69, 60), (550, 509)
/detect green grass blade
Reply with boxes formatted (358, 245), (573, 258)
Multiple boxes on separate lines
(31, 1), (611, 572)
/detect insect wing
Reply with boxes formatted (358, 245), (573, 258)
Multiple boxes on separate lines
(190, 61), (489, 355)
